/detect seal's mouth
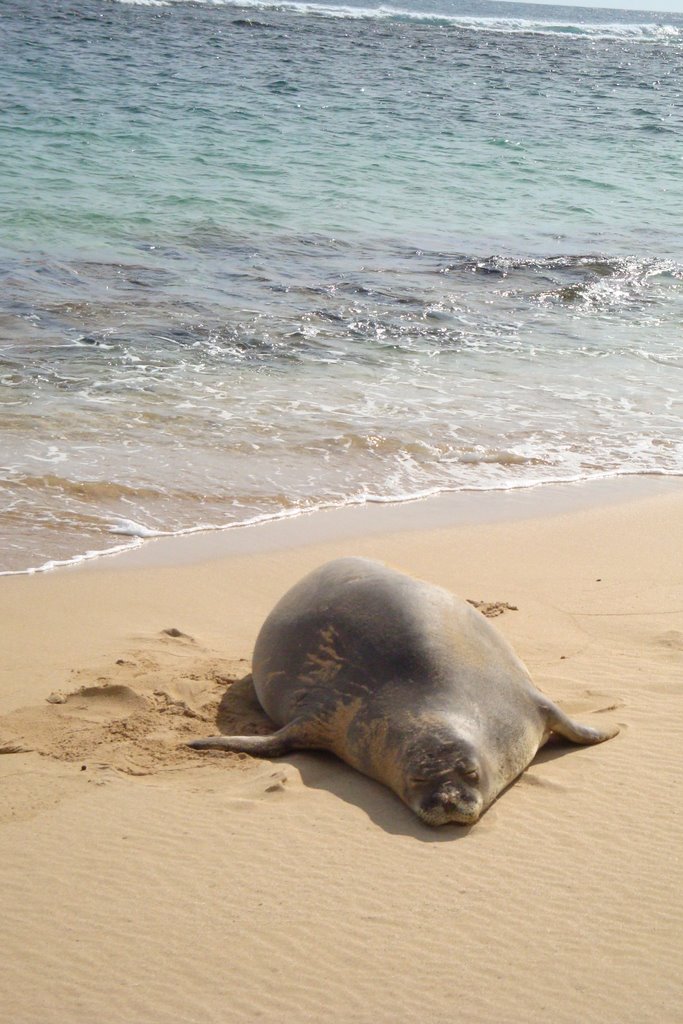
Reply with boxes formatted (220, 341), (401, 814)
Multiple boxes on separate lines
(415, 792), (484, 828)
(417, 803), (483, 827)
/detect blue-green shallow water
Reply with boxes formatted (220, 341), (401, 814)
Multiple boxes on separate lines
(1, 0), (682, 572)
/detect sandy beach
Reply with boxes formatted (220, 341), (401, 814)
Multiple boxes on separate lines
(1, 478), (682, 1024)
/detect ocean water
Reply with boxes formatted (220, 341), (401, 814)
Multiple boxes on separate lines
(1, 0), (682, 573)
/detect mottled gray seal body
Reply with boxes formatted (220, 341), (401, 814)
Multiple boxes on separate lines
(190, 557), (618, 826)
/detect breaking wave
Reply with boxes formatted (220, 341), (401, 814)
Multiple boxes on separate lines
(113, 0), (682, 44)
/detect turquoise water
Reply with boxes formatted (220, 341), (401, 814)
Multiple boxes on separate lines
(1, 0), (682, 572)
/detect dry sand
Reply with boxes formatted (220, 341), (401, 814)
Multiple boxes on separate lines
(1, 480), (682, 1024)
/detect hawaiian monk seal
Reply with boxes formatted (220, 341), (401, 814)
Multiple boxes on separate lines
(189, 557), (618, 826)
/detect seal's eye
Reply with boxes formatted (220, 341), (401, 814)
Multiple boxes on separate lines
(463, 769), (479, 783)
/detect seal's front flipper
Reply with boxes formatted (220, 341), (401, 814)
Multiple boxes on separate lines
(187, 719), (307, 758)
(544, 703), (619, 745)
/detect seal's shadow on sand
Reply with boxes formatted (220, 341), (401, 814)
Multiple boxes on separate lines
(215, 675), (581, 843)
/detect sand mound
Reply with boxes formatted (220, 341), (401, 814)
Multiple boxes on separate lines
(0, 629), (270, 777)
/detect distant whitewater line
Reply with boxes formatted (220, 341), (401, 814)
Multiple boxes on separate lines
(113, 0), (682, 42)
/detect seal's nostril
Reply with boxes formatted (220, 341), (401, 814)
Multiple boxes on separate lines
(438, 790), (460, 809)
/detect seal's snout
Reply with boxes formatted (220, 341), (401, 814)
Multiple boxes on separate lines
(417, 784), (484, 827)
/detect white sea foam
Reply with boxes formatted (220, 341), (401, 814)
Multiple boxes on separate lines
(0, 537), (145, 577)
(108, 519), (167, 538)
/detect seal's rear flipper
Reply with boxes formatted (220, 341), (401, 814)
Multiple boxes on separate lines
(544, 703), (619, 745)
(187, 720), (307, 758)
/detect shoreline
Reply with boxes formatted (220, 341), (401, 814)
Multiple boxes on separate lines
(59, 472), (683, 574)
(1, 472), (682, 1022)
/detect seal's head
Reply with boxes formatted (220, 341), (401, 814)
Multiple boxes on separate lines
(398, 725), (489, 826)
